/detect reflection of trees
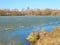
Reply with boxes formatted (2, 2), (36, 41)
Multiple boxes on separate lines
(0, 42), (4, 45)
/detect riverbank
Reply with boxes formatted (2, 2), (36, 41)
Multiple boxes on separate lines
(0, 9), (60, 16)
(27, 26), (60, 45)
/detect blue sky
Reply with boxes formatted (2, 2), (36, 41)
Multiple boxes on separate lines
(0, 0), (60, 10)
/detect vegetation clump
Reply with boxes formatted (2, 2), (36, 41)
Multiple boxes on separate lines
(5, 28), (13, 30)
(26, 32), (38, 42)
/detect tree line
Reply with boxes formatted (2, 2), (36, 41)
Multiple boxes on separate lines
(0, 8), (60, 16)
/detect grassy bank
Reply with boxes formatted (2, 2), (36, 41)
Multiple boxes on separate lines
(27, 26), (60, 45)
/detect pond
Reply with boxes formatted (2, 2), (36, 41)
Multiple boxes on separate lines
(0, 16), (60, 45)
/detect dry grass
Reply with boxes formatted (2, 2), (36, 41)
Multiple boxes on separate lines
(27, 26), (60, 45)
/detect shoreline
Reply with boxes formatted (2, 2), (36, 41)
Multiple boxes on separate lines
(27, 26), (60, 45)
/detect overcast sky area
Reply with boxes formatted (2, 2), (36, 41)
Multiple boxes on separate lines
(0, 0), (60, 10)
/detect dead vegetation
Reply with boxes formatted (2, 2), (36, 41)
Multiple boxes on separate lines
(27, 26), (60, 45)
